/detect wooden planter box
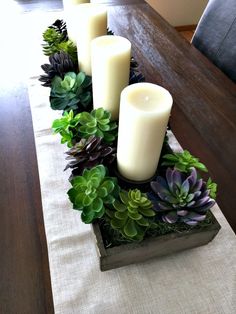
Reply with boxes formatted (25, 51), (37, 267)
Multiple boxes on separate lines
(92, 211), (221, 271)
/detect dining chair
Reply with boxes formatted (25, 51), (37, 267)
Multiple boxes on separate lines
(191, 0), (236, 82)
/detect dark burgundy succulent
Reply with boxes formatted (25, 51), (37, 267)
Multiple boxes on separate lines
(39, 51), (78, 87)
(64, 136), (116, 177)
(149, 167), (215, 226)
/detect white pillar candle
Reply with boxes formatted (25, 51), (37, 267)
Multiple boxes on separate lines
(62, 0), (89, 10)
(62, 0), (90, 41)
(74, 4), (107, 75)
(117, 83), (173, 181)
(91, 35), (131, 120)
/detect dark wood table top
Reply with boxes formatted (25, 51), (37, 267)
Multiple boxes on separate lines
(1, 0), (235, 313)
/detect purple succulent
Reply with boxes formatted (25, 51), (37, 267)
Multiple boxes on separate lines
(64, 136), (116, 176)
(150, 168), (215, 226)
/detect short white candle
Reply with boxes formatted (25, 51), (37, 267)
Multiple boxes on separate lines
(74, 4), (107, 75)
(91, 35), (131, 120)
(117, 83), (173, 181)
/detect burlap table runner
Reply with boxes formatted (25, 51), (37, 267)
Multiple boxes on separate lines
(27, 10), (236, 314)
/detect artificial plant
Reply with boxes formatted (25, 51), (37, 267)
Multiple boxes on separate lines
(67, 165), (119, 223)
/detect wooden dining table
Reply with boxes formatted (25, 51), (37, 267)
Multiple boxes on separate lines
(1, 0), (235, 313)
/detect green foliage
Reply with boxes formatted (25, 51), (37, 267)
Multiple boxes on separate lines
(206, 177), (218, 199)
(78, 108), (118, 143)
(67, 165), (119, 223)
(107, 189), (155, 241)
(162, 150), (208, 173)
(52, 110), (80, 147)
(50, 72), (92, 112)
(42, 27), (77, 63)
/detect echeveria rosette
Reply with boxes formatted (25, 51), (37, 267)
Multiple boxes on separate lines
(149, 168), (215, 226)
(65, 136), (116, 176)
(50, 72), (92, 112)
(78, 108), (118, 144)
(67, 165), (119, 223)
(107, 189), (156, 241)
(39, 51), (78, 87)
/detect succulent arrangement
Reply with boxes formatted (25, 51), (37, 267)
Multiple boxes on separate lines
(39, 51), (78, 87)
(50, 72), (92, 112)
(68, 165), (119, 223)
(162, 150), (208, 173)
(77, 108), (118, 143)
(52, 110), (80, 147)
(42, 19), (77, 62)
(41, 20), (218, 249)
(65, 136), (116, 176)
(107, 189), (155, 241)
(149, 168), (215, 226)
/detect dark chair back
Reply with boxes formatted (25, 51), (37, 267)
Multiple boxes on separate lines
(192, 0), (236, 82)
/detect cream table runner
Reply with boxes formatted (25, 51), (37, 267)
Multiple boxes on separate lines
(27, 10), (236, 314)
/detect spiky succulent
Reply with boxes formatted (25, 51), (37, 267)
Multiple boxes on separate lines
(67, 165), (119, 223)
(42, 20), (77, 62)
(39, 51), (78, 87)
(162, 150), (208, 173)
(149, 168), (215, 226)
(77, 108), (118, 143)
(65, 136), (116, 176)
(107, 189), (155, 241)
(50, 71), (92, 112)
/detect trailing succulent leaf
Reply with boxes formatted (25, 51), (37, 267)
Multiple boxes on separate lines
(42, 20), (77, 62)
(149, 167), (215, 226)
(106, 189), (155, 241)
(65, 136), (116, 176)
(39, 51), (78, 87)
(50, 71), (92, 112)
(206, 177), (218, 199)
(129, 57), (145, 85)
(77, 108), (118, 143)
(162, 150), (208, 173)
(52, 110), (80, 147)
(67, 165), (119, 223)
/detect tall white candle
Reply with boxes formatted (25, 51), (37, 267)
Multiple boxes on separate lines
(117, 83), (173, 181)
(74, 4), (107, 75)
(62, 0), (90, 41)
(91, 35), (131, 120)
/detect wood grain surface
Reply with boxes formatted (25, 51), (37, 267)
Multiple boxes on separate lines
(1, 0), (235, 313)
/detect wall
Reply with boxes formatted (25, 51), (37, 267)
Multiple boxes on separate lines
(146, 0), (209, 27)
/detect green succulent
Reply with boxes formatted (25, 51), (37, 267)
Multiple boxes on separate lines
(78, 108), (118, 143)
(107, 189), (156, 241)
(67, 165), (119, 223)
(52, 110), (80, 147)
(42, 22), (77, 62)
(162, 150), (208, 173)
(50, 72), (92, 112)
(206, 177), (218, 199)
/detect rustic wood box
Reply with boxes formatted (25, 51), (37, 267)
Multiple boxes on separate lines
(92, 211), (221, 271)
